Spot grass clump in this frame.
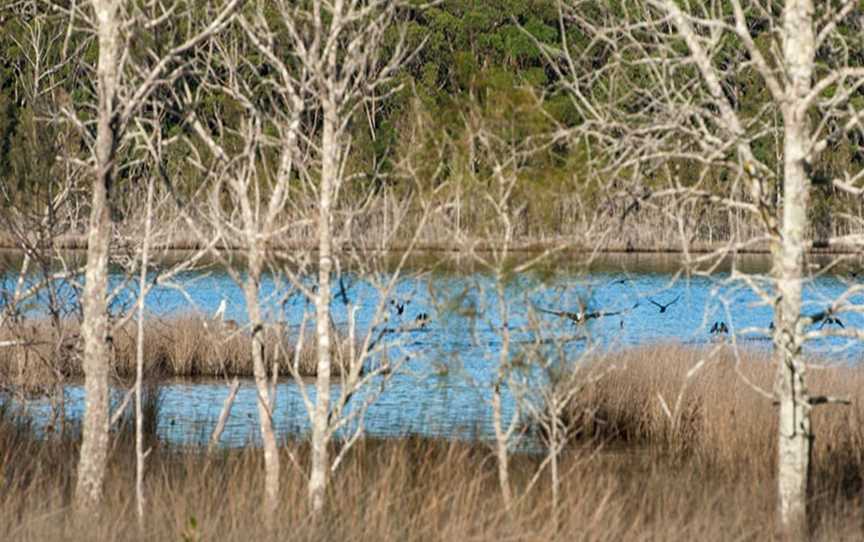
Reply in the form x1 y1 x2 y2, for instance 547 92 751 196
0 315 355 382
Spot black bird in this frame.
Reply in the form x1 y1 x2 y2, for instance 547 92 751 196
809 309 845 329
808 310 846 329
390 299 408 316
338 275 350 306
648 295 680 313
710 321 729 335
415 312 430 328
820 316 844 329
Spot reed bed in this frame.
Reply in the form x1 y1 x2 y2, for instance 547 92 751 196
560 344 864 497
0 315 354 383
0 345 862 540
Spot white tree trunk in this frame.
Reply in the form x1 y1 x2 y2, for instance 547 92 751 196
309 102 337 513
134 179 155 525
491 384 512 508
775 1 815 537
550 413 560 533
243 252 280 522
492 280 513 508
75 0 120 510
208 378 240 453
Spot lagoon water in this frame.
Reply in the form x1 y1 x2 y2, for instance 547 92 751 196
5 252 864 446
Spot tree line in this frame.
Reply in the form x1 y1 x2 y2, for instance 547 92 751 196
3 1 861 242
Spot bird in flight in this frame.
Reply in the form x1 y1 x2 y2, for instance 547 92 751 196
808 309 844 329
537 304 634 325
820 316 844 329
648 295 680 313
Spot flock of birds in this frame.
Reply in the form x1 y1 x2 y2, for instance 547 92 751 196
209 283 849 342
534 291 847 339
390 299 430 329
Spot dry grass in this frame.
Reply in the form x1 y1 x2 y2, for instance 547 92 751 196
0 315 354 383
563 345 864 479
0 344 862 540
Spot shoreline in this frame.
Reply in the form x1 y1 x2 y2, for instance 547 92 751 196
1 235 862 256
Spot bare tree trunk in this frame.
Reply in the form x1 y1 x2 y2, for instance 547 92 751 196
550 413 560 533
775 2 815 537
491 384 512 508
309 103 337 513
492 279 513 509
75 0 120 510
208 378 240 453
133 179 155 525
243 252 280 522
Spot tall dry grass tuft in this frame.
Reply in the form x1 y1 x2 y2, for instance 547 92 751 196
0 315 354 381
558 345 864 482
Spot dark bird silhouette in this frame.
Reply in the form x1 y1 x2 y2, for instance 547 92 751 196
820 316 844 329
390 299 408 316
338 275 350 306
809 309 844 329
415 312 430 328
537 304 634 325
710 321 729 335
648 295 680 313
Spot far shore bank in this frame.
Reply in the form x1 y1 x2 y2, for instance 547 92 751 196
2 233 863 256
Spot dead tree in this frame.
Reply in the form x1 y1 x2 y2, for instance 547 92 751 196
433 101 613 512
549 1 864 537
30 0 242 510
234 0 428 513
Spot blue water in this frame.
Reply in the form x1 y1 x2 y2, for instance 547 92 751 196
5 253 864 446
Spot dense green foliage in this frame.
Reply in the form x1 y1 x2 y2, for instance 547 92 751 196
1 1 863 238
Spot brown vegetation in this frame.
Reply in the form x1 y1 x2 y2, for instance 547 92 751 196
0 345 862 540
0 316 358 385
559 345 864 475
